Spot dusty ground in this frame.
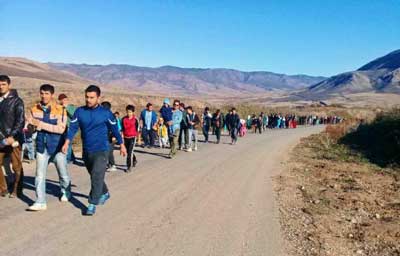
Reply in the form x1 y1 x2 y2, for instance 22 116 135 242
276 132 400 256
0 126 323 256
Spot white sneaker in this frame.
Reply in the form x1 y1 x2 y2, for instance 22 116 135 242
28 203 47 211
194 146 198 151
186 148 192 152
107 165 117 172
60 194 69 202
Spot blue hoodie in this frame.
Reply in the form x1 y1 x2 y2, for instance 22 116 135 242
67 105 123 153
160 105 173 123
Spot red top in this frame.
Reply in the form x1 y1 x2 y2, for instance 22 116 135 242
122 116 138 138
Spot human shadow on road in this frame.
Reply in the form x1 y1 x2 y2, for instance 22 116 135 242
22 176 88 214
135 149 171 159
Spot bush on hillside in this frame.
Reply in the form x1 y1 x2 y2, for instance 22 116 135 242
340 108 400 167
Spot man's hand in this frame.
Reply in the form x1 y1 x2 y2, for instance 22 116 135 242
120 144 127 157
62 140 70 154
5 137 15 145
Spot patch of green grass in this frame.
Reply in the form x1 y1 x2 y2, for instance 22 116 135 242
340 108 400 168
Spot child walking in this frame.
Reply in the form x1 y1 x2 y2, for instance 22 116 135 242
157 118 169 148
121 105 139 173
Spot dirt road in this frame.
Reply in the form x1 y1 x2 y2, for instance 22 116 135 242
0 126 323 256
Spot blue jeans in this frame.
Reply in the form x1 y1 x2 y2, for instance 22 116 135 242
21 142 35 160
35 149 71 205
230 128 238 142
188 129 198 149
66 143 75 163
202 126 210 142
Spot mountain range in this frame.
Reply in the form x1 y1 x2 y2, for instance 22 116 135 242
305 49 400 98
47 63 326 97
1 49 399 106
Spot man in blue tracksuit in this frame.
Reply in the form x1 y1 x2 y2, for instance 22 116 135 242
62 85 127 216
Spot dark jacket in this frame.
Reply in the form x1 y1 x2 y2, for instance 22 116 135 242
212 113 224 129
225 113 232 128
202 112 212 127
180 110 189 129
159 105 173 123
187 112 200 129
0 89 25 146
227 113 240 130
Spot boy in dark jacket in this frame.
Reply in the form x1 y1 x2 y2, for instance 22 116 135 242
227 108 240 145
202 107 212 143
212 109 224 144
179 102 189 150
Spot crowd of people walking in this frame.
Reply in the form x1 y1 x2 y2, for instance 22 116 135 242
0 75 342 215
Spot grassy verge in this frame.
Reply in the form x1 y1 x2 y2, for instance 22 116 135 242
276 110 400 256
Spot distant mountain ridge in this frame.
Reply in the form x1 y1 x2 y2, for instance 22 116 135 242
306 49 400 97
358 49 400 71
0 57 90 84
48 62 326 97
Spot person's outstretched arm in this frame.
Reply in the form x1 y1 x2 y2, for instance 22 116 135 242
62 109 80 154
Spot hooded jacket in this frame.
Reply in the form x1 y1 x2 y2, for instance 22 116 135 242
159 105 173 123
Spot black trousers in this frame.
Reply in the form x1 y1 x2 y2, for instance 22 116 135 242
108 143 115 166
203 126 210 142
83 151 109 205
215 128 222 143
124 137 137 168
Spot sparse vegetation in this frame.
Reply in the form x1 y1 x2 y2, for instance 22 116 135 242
340 108 400 168
277 109 400 256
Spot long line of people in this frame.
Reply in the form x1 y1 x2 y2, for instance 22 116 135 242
0 74 342 216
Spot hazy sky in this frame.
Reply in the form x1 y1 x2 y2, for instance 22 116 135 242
0 0 399 76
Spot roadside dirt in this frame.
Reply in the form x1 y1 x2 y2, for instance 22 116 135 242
276 132 400 256
0 126 323 256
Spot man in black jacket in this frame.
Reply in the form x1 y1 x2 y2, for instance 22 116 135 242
178 102 189 150
227 108 240 145
212 109 224 144
0 75 25 198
